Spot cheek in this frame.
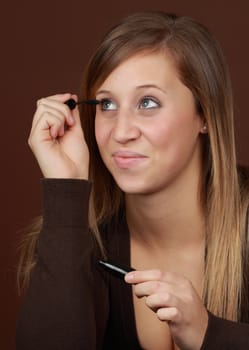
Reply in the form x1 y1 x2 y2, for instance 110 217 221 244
151 112 201 159
94 117 108 150
148 115 180 148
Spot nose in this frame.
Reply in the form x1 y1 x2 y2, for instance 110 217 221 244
112 109 141 144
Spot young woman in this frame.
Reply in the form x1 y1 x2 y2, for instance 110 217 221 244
16 11 249 350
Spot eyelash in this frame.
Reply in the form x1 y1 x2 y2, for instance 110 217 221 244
139 96 160 109
98 96 161 111
99 98 115 111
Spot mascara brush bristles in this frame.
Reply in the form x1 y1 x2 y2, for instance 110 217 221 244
65 98 100 110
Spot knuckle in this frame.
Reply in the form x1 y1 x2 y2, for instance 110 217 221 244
145 296 152 307
27 137 32 148
149 281 161 294
28 136 35 150
154 269 165 280
161 292 170 304
151 281 161 293
37 98 44 106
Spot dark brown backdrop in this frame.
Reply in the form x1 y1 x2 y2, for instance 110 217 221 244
1 0 248 348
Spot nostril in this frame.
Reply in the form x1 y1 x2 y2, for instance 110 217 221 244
113 124 141 143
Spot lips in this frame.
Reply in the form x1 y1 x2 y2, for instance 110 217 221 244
112 150 148 169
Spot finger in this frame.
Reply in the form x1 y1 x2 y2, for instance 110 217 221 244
45 96 82 131
30 111 66 142
51 125 69 139
35 96 74 127
156 307 181 323
37 93 73 107
35 99 74 124
134 281 172 298
125 269 181 285
47 93 80 123
145 292 177 311
33 103 74 135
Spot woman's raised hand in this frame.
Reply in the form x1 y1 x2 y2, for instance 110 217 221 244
28 93 89 179
125 270 208 350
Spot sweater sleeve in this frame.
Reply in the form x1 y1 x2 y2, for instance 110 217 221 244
16 179 109 350
200 311 249 349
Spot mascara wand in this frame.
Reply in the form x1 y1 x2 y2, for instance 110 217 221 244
65 98 100 110
99 260 135 279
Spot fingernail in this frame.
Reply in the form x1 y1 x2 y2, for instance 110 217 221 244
125 272 135 282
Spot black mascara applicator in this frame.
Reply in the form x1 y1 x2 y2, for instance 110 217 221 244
65 98 100 110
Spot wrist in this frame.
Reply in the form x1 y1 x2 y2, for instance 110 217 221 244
41 178 92 228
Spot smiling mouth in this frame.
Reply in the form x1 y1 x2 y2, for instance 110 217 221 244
112 151 148 169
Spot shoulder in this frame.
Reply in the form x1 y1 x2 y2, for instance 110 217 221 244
201 311 249 349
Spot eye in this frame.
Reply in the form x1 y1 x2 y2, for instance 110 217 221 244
139 96 160 109
100 98 117 111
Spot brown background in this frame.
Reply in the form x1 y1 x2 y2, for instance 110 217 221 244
1 0 249 348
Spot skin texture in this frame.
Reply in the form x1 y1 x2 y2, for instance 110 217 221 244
95 52 205 195
29 52 208 349
28 93 89 179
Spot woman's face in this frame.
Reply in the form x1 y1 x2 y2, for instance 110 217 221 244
95 52 204 195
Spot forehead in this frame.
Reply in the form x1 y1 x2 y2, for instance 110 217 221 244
97 51 179 91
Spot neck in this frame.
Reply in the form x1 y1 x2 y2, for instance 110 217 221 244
125 159 205 252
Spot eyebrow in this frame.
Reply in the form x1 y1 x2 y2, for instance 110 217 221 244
136 84 166 94
96 84 166 96
96 89 110 96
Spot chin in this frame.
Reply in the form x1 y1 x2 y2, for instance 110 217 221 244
114 177 154 195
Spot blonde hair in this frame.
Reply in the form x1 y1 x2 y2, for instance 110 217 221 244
19 11 249 321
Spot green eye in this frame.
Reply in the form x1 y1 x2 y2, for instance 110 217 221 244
100 99 117 111
140 97 160 109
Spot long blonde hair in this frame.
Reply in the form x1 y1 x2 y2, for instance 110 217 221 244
19 12 249 321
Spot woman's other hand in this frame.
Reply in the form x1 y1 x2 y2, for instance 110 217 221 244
125 269 208 350
28 93 89 179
